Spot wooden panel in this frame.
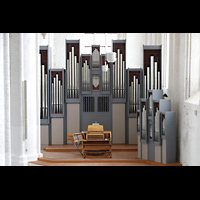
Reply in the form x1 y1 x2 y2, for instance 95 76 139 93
142 143 148 160
67 104 80 134
52 118 63 145
129 118 137 145
162 139 167 164
155 145 161 163
67 133 74 142
112 104 125 144
41 125 49 148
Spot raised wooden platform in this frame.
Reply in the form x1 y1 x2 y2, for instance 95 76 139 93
29 145 182 166
45 144 138 152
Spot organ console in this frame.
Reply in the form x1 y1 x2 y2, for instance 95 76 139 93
68 124 112 158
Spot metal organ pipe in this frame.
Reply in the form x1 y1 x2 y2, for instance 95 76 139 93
158 71 160 90
69 51 72 98
133 75 136 113
122 61 125 98
117 49 120 97
113 64 115 96
135 78 138 112
52 82 54 113
155 62 157 90
155 107 160 141
74 55 77 98
142 105 146 139
150 56 154 90
53 77 56 113
58 80 61 113
45 74 47 118
144 75 147 98
41 65 45 118
71 47 74 98
60 85 63 113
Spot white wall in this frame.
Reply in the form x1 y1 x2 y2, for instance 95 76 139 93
168 33 200 166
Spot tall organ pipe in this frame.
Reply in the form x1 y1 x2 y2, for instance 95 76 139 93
142 106 146 139
117 49 120 97
56 74 59 113
42 65 45 118
60 85 63 112
53 77 56 113
58 80 61 113
52 82 54 113
150 56 154 90
120 53 123 98
147 67 150 91
131 81 133 113
67 59 70 98
72 47 74 98
155 62 157 90
136 78 138 112
158 71 160 90
144 75 147 98
113 64 115 96
74 55 77 98
76 61 79 97
133 75 136 113
69 52 72 98
122 61 125 98
45 74 48 118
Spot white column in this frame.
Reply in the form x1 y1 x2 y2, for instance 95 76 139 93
4 33 11 166
0 33 5 166
10 33 27 166
36 33 43 158
10 33 41 165
23 33 41 162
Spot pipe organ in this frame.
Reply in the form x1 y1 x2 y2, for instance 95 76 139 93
40 41 176 163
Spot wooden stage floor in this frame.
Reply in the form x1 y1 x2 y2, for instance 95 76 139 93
29 145 182 166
